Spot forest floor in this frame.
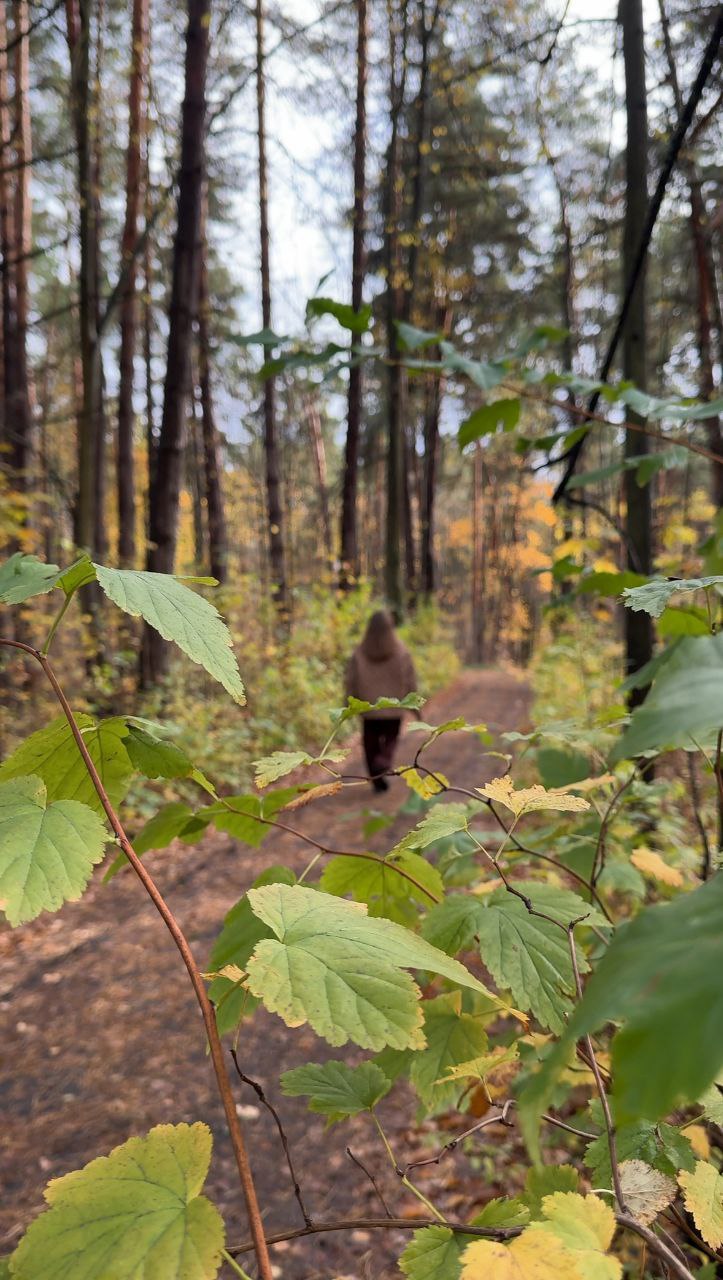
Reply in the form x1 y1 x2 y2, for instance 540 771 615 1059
0 667 533 1280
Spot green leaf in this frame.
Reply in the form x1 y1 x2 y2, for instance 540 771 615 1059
10 1122 224 1280
520 873 723 1156
306 296 371 333
320 849 444 922
409 993 490 1111
476 884 601 1033
536 748 590 789
207 866 296 1035
567 460 633 490
0 776 108 926
399 1226 472 1280
440 341 505 391
459 399 520 449
656 606 710 637
470 1199 531 1229
698 1079 723 1125
124 724 194 779
421 894 485 955
92 565 245 704
280 1060 391 1123
330 692 425 726
104 801 207 881
232 326 288 346
207 788 298 846
395 320 442 351
585 1120 694 1187
244 883 505 1051
576 571 647 598
396 803 472 852
0 713 133 816
253 750 312 788
0 553 60 604
612 634 723 760
622 576 723 618
134 802 201 854
523 1166 579 1216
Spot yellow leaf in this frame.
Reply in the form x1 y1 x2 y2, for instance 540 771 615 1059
630 847 684 888
404 768 449 799
438 1042 519 1084
461 1232 573 1280
684 1125 711 1161
557 774 616 794
478 776 590 817
679 1161 723 1248
462 1194 621 1280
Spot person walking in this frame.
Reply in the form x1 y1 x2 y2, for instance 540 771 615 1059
345 609 417 791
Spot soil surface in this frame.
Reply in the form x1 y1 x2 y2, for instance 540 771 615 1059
0 667 531 1279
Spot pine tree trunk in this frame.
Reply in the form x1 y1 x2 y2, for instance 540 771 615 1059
66 0 105 554
143 0 210 684
339 0 368 589
117 0 149 565
11 0 34 500
306 396 332 565
620 0 653 702
690 178 723 509
0 0 18 471
384 0 409 618
198 196 229 582
255 0 287 617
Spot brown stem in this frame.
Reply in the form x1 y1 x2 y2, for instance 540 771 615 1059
567 922 627 1214
0 638 273 1280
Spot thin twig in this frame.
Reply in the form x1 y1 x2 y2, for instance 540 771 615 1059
346 1146 394 1218
230 1051 313 1227
567 922 627 1214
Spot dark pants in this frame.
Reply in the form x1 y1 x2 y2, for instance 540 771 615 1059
363 718 402 786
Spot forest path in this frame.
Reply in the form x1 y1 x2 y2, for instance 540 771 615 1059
0 667 531 1279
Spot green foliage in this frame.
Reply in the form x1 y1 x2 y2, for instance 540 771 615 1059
0 713 133 815
612 634 723 759
320 848 444 923
584 1119 694 1186
476 884 604 1033
399 1226 473 1279
622 576 723 618
458 398 521 448
243 882 503 1051
305 295 372 333
520 873 723 1153
9 1123 224 1280
523 1166 579 1217
0 553 61 604
0 776 109 925
92 564 245 704
208 866 296 1035
408 993 490 1111
280 1060 391 1122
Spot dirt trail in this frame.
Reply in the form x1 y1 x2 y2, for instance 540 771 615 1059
0 668 530 1279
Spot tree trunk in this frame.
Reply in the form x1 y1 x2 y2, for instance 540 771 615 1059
255 0 288 617
65 0 105 554
117 0 149 565
657 0 723 509
620 0 654 702
198 194 229 582
11 0 34 500
339 0 368 589
91 0 108 561
188 386 205 568
384 0 409 618
0 0 18 471
305 395 332 566
143 0 210 684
